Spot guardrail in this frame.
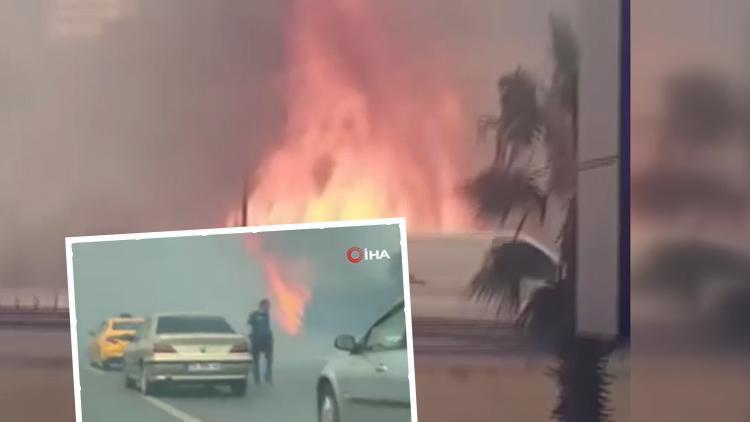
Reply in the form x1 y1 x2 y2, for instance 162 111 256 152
412 317 526 357
0 307 70 329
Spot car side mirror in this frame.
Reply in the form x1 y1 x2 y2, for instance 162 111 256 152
334 334 357 353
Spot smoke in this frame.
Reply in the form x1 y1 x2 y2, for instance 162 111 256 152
632 1 750 421
0 1 288 288
0 0 572 290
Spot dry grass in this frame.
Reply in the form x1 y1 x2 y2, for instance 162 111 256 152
632 356 749 422
415 358 629 422
0 331 76 421
0 365 75 421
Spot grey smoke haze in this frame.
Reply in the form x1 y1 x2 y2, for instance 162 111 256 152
632 0 750 116
1 0 573 290
2 1 288 289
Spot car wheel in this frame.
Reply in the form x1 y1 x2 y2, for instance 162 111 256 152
319 385 340 422
102 360 111 371
229 380 247 397
139 364 158 396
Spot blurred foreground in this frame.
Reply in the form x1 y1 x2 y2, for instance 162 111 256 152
415 357 629 422
0 330 74 421
632 1 750 420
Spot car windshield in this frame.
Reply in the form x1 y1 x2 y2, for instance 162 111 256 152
156 316 235 334
366 306 406 351
112 321 142 331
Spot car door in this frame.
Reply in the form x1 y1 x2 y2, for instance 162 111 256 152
89 321 106 361
343 303 410 422
124 317 150 377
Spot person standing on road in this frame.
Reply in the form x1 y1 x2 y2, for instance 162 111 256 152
247 299 273 385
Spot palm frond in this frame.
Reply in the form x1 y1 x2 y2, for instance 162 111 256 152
464 167 548 223
637 240 750 300
638 241 750 347
549 14 578 112
468 240 558 315
496 67 542 161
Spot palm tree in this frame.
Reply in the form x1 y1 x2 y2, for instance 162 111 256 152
466 15 616 422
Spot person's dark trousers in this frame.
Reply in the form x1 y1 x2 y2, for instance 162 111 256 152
251 338 273 385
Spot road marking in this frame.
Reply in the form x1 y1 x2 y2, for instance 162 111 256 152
81 365 202 422
141 396 204 422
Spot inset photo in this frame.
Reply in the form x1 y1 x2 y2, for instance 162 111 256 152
65 218 415 422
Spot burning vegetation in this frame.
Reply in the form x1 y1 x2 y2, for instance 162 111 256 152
226 0 476 231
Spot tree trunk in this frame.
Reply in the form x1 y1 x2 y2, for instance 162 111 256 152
551 337 612 422
549 197 613 422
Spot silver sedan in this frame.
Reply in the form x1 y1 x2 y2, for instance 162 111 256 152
123 313 252 396
317 301 411 422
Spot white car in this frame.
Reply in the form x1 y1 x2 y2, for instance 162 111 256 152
317 300 410 422
122 313 252 396
408 232 557 320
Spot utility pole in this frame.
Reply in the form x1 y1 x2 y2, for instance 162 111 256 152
241 177 249 226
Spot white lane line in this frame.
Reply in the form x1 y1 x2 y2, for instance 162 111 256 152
141 396 204 422
82 364 203 421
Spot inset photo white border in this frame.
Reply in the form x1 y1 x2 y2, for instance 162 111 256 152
65 217 417 422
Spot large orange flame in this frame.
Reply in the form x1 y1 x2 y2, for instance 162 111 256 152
227 0 476 231
246 237 311 336
257 255 311 336
232 0 479 334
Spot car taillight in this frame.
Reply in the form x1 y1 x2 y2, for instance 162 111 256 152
153 342 176 353
230 342 249 353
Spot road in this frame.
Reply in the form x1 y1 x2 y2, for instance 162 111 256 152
80 357 327 421
75 317 525 422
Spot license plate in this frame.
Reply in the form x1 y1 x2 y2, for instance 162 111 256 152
187 363 221 372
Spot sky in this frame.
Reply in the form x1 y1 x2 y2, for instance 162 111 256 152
1 0 576 291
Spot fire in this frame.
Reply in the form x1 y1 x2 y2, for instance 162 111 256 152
246 237 311 336
227 0 476 231
257 255 311 336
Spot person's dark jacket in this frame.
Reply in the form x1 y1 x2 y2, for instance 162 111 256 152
247 310 273 345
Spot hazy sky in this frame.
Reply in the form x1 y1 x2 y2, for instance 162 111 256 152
2 0 575 290
632 0 750 117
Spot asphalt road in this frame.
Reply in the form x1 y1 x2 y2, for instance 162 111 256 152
80 357 327 422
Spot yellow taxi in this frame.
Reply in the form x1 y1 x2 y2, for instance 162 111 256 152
88 314 143 369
